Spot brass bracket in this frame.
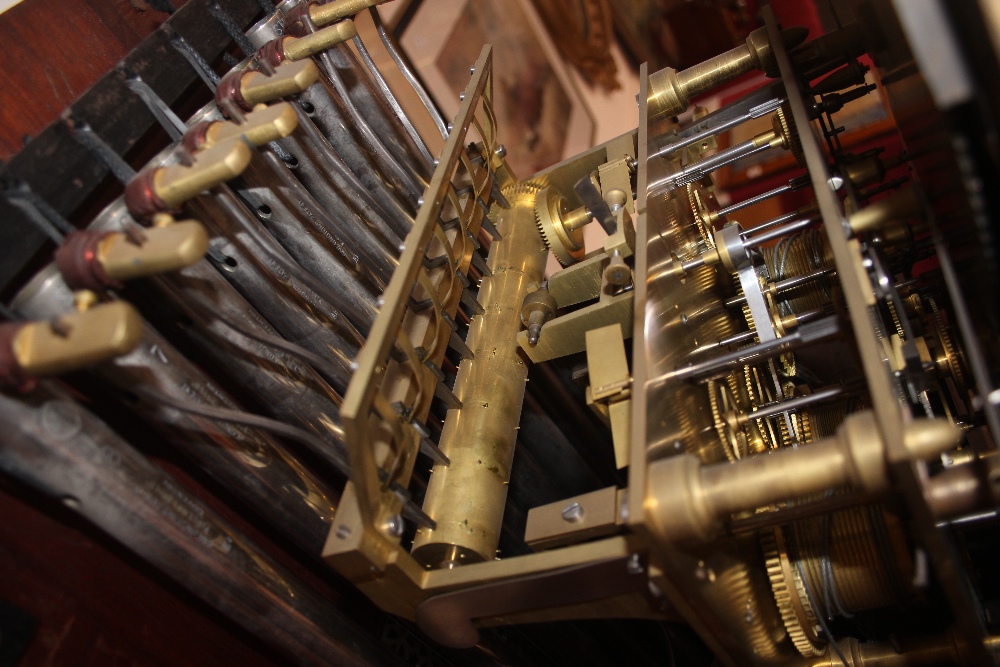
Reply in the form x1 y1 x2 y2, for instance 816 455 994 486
598 155 635 214
525 486 626 550
547 209 636 308
585 323 632 469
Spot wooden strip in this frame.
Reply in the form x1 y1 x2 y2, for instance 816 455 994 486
0 0 261 295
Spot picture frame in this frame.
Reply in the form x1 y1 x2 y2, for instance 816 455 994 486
399 0 596 179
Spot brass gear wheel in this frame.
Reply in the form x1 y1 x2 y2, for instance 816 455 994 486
502 181 543 203
773 104 805 167
929 297 966 392
760 527 825 657
743 364 781 451
686 182 718 248
534 186 586 266
708 377 745 461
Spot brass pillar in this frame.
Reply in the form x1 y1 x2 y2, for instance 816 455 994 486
411 183 549 568
647 26 807 123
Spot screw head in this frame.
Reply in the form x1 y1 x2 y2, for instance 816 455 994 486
561 502 584 523
383 514 404 538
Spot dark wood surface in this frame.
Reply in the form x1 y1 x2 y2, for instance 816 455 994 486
0 0 259 295
0 0 191 161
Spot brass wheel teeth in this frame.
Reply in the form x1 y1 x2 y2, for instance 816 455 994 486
708 378 741 462
745 365 781 451
741 301 756 338
778 407 813 448
760 528 825 657
929 297 966 391
886 299 906 341
533 187 586 266
686 183 716 248
775 105 805 167
502 181 543 205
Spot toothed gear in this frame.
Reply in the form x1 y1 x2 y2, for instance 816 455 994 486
777 404 814 448
743 365 780 451
774 105 805 167
760 527 825 657
687 182 717 248
929 297 966 391
886 299 906 341
534 186 586 266
502 181 543 202
708 378 744 461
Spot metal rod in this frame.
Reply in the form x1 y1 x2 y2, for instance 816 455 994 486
716 175 811 218
696 306 827 353
736 384 845 425
742 214 821 248
352 34 435 167
315 49 425 200
284 104 414 240
209 185 379 336
651 139 771 193
650 316 840 384
369 7 448 138
652 97 785 159
725 267 835 308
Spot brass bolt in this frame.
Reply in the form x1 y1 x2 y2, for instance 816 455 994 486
519 284 557 347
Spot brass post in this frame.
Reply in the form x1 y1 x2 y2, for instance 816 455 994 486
647 26 807 123
644 412 962 543
804 632 1000 666
411 183 549 568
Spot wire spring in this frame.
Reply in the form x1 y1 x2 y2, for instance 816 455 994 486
795 558 850 667
122 69 187 140
3 181 75 244
66 117 137 184
169 30 221 89
208 2 256 57
820 496 854 620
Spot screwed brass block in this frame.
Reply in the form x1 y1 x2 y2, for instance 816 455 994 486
411 184 549 568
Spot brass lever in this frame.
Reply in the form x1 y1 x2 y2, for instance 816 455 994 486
124 140 252 220
56 218 209 291
255 20 358 69
183 102 300 153
216 59 320 113
0 300 143 389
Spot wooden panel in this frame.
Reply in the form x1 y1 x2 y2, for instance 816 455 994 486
0 0 190 161
0 479 281 667
0 0 260 295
